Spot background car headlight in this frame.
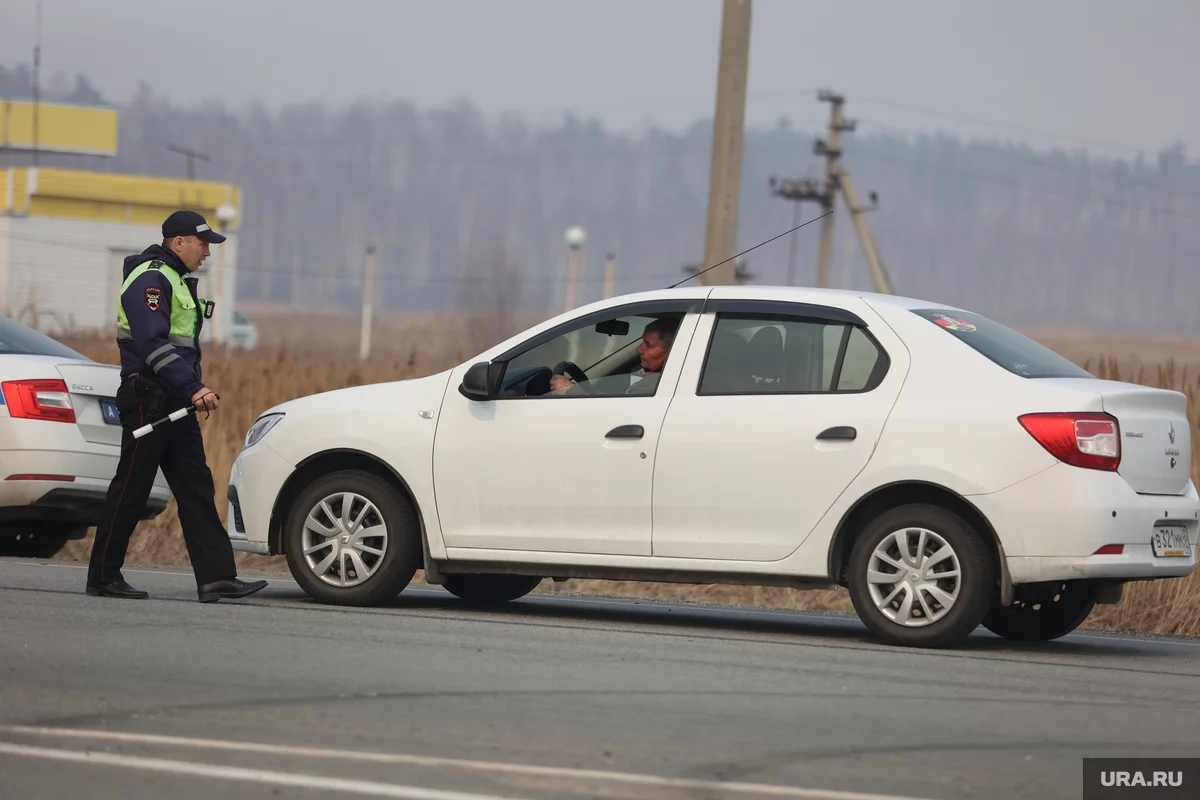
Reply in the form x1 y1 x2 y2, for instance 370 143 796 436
243 413 284 449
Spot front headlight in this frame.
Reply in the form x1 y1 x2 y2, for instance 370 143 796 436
243 413 284 450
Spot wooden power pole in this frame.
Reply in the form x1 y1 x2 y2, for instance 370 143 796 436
770 89 894 294
359 246 376 360
699 0 752 286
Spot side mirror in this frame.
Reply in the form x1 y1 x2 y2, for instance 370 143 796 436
459 361 497 400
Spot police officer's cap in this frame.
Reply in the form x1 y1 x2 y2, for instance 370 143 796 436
162 209 227 244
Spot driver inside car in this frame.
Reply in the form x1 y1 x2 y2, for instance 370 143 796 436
549 318 679 396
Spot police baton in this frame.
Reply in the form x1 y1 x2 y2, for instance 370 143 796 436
132 393 220 439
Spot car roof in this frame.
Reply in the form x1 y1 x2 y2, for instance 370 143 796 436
597 284 967 314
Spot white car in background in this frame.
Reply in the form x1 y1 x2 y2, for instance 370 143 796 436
227 285 1198 648
227 309 259 350
0 316 170 558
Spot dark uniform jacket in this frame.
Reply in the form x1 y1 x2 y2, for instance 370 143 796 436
118 245 205 400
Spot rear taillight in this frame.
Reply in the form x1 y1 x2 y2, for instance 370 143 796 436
1018 412 1120 471
1 379 76 423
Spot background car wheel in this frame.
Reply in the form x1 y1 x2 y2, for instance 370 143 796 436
981 581 1096 641
848 504 996 648
442 573 542 604
284 470 422 606
0 524 80 559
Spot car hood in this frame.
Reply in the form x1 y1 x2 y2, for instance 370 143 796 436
257 369 455 422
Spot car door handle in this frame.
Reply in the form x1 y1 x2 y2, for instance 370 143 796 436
817 426 857 441
606 425 644 439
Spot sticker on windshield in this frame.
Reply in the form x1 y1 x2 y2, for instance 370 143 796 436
932 314 976 332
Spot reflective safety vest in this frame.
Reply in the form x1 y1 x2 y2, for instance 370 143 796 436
115 260 205 349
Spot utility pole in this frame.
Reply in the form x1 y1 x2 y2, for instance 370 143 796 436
839 171 892 294
814 90 852 289
603 252 616 299
359 246 376 361
699 0 752 286
769 176 828 285
167 145 210 181
769 89 893 294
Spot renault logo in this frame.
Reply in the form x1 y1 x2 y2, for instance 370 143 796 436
1169 423 1176 444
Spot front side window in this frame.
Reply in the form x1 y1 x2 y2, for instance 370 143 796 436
698 313 886 394
499 310 686 398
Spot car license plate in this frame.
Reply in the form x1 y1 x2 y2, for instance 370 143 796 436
1151 525 1192 558
100 399 121 425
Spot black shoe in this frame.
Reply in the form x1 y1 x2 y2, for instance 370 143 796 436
86 579 149 599
197 577 268 603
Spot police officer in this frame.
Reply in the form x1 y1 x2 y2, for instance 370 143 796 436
86 209 268 603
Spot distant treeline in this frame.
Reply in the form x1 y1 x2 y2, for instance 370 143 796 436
4 64 1199 333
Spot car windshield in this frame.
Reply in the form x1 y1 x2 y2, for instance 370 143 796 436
0 316 91 361
911 308 1092 379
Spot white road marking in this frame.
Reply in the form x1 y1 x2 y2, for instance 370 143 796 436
0 741 523 800
0 725 934 800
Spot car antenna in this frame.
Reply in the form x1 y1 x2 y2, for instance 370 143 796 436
666 209 833 289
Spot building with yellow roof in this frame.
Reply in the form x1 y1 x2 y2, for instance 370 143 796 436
0 98 242 344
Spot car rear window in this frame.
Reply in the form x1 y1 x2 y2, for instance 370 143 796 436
911 309 1092 379
0 316 90 361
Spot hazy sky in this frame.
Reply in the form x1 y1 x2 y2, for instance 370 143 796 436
1 0 1197 159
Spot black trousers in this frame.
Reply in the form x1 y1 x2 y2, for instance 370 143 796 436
87 376 237 587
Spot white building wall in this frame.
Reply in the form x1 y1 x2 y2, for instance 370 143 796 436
1 216 238 344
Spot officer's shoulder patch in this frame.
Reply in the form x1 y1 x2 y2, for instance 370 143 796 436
144 287 162 311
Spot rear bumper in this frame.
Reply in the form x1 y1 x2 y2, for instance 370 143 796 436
0 441 170 525
972 463 1199 584
0 480 170 525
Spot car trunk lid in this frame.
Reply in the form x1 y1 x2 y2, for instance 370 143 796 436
1039 378 1192 496
53 362 123 447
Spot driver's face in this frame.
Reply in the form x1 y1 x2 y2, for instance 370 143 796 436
637 331 668 372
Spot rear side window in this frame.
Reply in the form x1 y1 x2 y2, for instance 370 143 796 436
698 313 888 394
0 316 90 361
912 309 1091 379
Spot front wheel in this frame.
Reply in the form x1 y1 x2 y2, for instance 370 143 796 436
847 504 996 648
981 581 1096 641
443 574 542 604
283 470 422 606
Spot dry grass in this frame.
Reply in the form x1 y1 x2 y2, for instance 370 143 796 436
50 307 1200 637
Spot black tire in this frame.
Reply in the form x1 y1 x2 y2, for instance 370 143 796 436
442 573 542 604
847 504 996 648
283 470 422 606
0 524 79 559
981 581 1096 642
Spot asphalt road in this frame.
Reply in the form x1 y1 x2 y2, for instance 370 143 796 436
1 558 1198 800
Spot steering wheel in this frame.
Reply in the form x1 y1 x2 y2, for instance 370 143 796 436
551 361 596 394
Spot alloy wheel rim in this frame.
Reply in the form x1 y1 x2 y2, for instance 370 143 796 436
866 527 962 627
300 492 388 587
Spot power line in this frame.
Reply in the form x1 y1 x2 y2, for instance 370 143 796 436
849 93 1152 157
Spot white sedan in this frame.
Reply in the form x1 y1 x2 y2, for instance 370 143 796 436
228 286 1198 648
0 316 171 557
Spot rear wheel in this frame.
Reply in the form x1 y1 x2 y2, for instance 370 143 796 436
848 504 996 648
283 470 422 606
981 581 1096 641
442 573 542 604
